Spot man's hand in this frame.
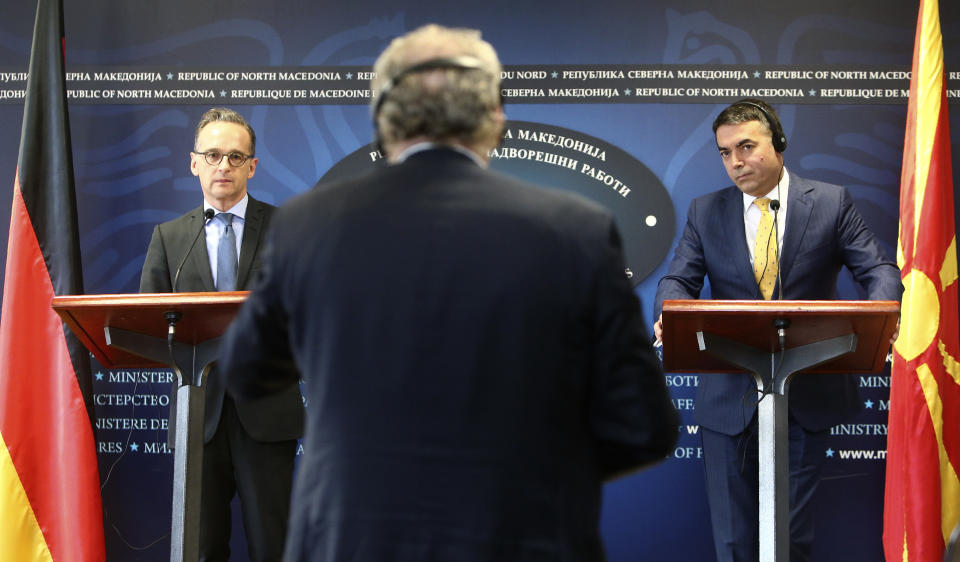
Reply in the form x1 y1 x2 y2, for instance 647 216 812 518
653 314 663 345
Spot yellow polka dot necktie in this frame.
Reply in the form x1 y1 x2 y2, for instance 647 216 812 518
753 197 778 300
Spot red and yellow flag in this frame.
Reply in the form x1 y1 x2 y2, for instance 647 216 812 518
0 0 105 560
883 0 960 560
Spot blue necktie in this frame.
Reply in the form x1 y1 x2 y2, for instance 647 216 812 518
216 212 237 291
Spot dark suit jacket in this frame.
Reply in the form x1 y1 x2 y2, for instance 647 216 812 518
140 195 304 443
220 149 679 561
655 175 901 435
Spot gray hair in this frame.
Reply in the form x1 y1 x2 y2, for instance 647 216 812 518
194 107 256 155
371 25 503 150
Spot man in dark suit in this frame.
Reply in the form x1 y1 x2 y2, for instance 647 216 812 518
140 107 304 562
219 24 678 562
653 99 901 562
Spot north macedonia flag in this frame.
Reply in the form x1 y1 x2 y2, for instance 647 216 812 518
883 0 960 560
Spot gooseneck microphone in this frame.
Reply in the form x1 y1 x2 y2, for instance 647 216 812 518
768 175 790 353
770 198 783 302
172 208 216 293
167 208 216 367
769 196 790 352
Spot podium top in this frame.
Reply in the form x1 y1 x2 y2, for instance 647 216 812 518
52 292 248 368
660 299 899 374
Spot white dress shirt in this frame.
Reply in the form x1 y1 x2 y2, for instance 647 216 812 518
743 168 790 264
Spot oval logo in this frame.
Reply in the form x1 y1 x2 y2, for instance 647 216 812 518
320 120 675 285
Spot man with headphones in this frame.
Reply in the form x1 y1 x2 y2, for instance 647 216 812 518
653 99 901 561
219 24 678 561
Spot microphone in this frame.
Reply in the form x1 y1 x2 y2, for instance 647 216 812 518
172 208 215 293
769 199 783 301
769 198 790 350
166 208 214 380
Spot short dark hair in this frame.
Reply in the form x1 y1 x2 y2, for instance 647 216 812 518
194 107 256 155
712 98 786 152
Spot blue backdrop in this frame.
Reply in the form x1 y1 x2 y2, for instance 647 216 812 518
0 1 958 560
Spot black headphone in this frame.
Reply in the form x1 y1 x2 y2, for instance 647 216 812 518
371 56 502 156
736 100 787 153
371 55 491 119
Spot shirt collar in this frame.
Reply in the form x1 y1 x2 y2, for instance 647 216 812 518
392 142 487 168
204 193 248 220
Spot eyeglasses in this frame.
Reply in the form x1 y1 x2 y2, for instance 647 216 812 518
193 150 253 167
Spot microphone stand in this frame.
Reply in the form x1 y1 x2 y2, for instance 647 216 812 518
770 197 789 349
168 207 216 381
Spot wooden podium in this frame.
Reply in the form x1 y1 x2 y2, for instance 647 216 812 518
661 299 899 562
53 292 248 562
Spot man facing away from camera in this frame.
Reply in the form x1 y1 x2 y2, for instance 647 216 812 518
220 24 678 562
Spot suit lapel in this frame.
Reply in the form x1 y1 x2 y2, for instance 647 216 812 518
778 176 814 289
237 197 263 290
186 207 216 291
721 187 760 298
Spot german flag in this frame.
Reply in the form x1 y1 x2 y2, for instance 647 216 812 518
883 0 960 560
0 0 105 560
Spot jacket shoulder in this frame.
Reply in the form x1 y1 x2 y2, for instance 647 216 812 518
695 185 740 205
154 205 204 233
789 174 846 198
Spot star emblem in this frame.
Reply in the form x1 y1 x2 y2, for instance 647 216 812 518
551 71 558 79
825 448 834 458
808 89 816 96
754 70 761 78
130 443 139 452
865 399 874 409
95 371 104 381
166 73 173 80
220 90 227 97
346 72 353 80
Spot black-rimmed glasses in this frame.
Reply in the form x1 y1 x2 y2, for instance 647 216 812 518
193 150 253 167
